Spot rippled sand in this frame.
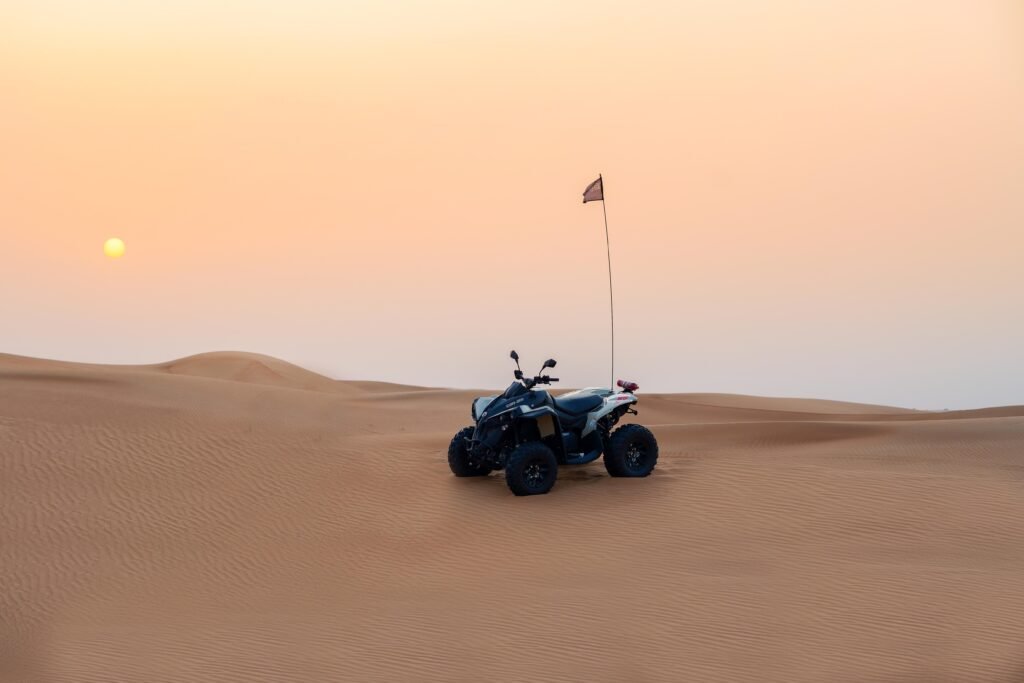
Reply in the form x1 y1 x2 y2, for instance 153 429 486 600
3 352 1023 682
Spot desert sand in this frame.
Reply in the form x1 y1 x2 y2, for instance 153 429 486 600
2 351 1024 682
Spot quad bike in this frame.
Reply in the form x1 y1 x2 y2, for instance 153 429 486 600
448 350 659 496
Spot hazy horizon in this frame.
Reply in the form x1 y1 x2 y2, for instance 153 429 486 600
3 1 1022 410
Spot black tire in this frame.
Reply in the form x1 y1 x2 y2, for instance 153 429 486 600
448 426 490 477
603 424 659 477
504 442 558 496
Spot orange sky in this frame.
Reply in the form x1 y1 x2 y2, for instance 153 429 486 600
2 1 1022 408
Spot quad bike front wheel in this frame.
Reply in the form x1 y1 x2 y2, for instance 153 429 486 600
448 426 491 477
603 424 659 477
504 442 558 496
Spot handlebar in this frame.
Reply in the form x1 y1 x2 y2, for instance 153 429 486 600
510 355 560 388
522 375 559 388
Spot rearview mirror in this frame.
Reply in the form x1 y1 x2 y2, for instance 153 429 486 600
510 350 519 361
543 358 557 369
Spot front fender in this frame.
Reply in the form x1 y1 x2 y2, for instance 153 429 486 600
470 418 507 457
520 406 561 434
516 406 565 456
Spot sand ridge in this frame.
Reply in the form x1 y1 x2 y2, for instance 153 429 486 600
2 352 1023 682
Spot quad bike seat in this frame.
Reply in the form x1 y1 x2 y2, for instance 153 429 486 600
552 393 604 415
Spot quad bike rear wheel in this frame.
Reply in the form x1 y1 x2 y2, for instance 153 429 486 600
603 424 659 477
504 442 558 496
448 426 491 477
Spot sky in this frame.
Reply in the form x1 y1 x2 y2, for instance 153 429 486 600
2 1 1022 409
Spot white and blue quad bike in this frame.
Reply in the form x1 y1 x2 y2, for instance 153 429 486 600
448 350 659 496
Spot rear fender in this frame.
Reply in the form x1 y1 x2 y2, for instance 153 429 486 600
582 393 638 436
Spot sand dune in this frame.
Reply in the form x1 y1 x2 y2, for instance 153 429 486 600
2 352 1024 682
159 352 348 392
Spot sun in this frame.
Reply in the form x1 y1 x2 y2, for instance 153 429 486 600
103 238 125 259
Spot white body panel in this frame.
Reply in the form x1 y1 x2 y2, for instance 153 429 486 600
472 396 497 420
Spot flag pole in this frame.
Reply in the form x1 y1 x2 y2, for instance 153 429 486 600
599 174 615 390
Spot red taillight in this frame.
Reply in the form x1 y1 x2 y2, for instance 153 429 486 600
617 379 639 393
